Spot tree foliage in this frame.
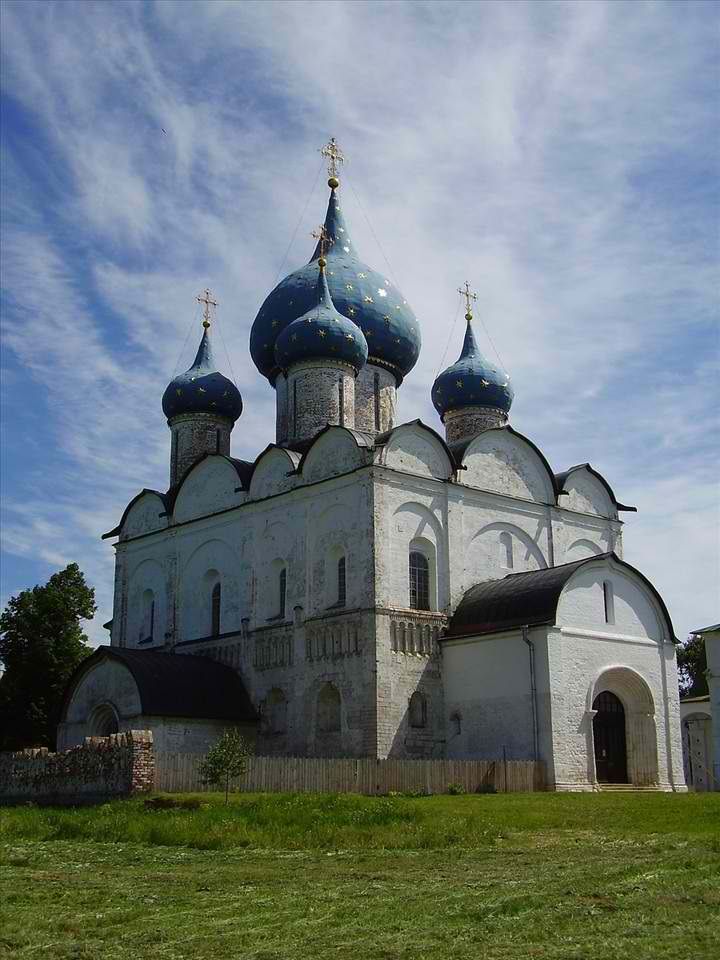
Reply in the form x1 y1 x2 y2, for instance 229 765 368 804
676 633 708 698
0 563 96 750
199 729 252 803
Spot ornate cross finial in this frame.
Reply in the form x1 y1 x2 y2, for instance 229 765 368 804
320 137 345 187
197 288 218 329
312 224 333 267
458 281 478 320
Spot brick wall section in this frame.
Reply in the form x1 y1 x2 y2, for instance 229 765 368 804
443 406 508 444
0 730 154 805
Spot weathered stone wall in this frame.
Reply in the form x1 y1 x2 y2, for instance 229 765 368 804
0 731 154 805
286 360 356 444
169 412 233 485
354 363 396 435
443 405 507 444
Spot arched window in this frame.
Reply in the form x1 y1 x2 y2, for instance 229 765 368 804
211 582 221 636
140 589 154 644
265 688 288 735
278 567 287 619
317 682 341 734
409 551 430 610
499 531 514 569
337 556 346 606
90 704 119 737
603 580 615 624
409 691 427 728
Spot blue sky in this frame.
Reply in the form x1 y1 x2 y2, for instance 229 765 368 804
1 0 718 644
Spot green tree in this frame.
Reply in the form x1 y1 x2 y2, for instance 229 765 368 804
677 633 708 698
0 563 96 750
199 729 252 804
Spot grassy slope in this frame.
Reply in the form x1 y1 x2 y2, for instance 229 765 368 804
1 793 719 960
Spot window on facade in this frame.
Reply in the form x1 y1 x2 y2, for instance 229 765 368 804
211 582 222 636
278 568 287 619
317 682 341 734
374 371 380 431
140 589 154 643
409 551 430 610
338 377 345 427
603 580 615 624
266 688 288 735
499 531 514 569
409 691 427 728
337 556 346 606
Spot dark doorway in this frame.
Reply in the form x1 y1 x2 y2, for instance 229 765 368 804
593 691 628 783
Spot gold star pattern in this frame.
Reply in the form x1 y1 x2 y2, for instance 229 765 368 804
395 304 401 310
345 333 354 341
456 380 463 388
198 386 207 394
364 295 374 303
343 246 350 253
481 379 489 386
318 329 326 338
383 315 391 324
176 388 182 396
271 319 279 328
364 328 373 337
346 284 354 291
377 288 387 297
348 306 356 316
291 334 298 342
394 338 400 344
357 272 366 278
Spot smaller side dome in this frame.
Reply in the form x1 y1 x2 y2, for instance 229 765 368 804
274 264 368 375
432 315 513 419
162 330 242 422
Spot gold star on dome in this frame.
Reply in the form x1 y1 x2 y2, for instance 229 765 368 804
395 304 401 310
394 338 400 344
318 329 326 338
345 333 354 341
357 272 366 278
346 284 354 291
223 390 229 397
190 376 196 382
198 386 206 394
343 246 350 253
364 295 374 303
176 388 182 396
348 306 356 316
383 315 391 323
271 319 279 328
377 288 387 297
364 328 373 337
339 227 345 233
288 300 294 306
456 380 463 388
481 379 489 386
291 334 298 342
211 401 217 407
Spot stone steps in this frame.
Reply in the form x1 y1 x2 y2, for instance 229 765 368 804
599 783 659 792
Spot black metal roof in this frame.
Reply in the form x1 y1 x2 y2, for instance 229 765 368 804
61 646 258 723
444 553 677 641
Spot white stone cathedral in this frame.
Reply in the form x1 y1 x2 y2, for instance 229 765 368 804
59 144 686 791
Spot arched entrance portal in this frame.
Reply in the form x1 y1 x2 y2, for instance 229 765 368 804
593 691 628 783
89 703 119 737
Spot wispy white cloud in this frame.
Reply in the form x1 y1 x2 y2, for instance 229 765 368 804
1 0 717 643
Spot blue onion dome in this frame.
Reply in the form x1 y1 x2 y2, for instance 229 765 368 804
162 328 242 422
251 185 421 385
431 314 513 418
274 261 368 374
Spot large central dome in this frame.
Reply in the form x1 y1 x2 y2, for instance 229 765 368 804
250 186 421 385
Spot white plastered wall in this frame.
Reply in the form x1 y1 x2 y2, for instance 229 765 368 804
549 560 685 791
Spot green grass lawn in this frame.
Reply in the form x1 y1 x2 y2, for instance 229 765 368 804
1 792 719 960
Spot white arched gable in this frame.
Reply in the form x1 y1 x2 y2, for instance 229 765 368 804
249 448 299 500
557 558 667 642
383 424 452 480
566 538 604 561
560 468 617 519
173 457 244 523
127 557 167 647
470 520 547 581
120 492 167 540
462 430 555 504
179 538 243 640
301 429 367 484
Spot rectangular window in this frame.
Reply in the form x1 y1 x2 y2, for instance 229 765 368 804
409 551 430 611
337 556 346 606
293 381 298 437
603 580 615 624
374 372 381 432
279 568 287 619
339 377 345 427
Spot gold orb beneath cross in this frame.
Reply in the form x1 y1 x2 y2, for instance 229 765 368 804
328 176 340 189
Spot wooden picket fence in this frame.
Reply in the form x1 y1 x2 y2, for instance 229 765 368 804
154 753 545 795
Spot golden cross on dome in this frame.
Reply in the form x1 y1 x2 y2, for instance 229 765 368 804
197 288 218 329
320 137 345 187
312 224 333 266
458 281 477 319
